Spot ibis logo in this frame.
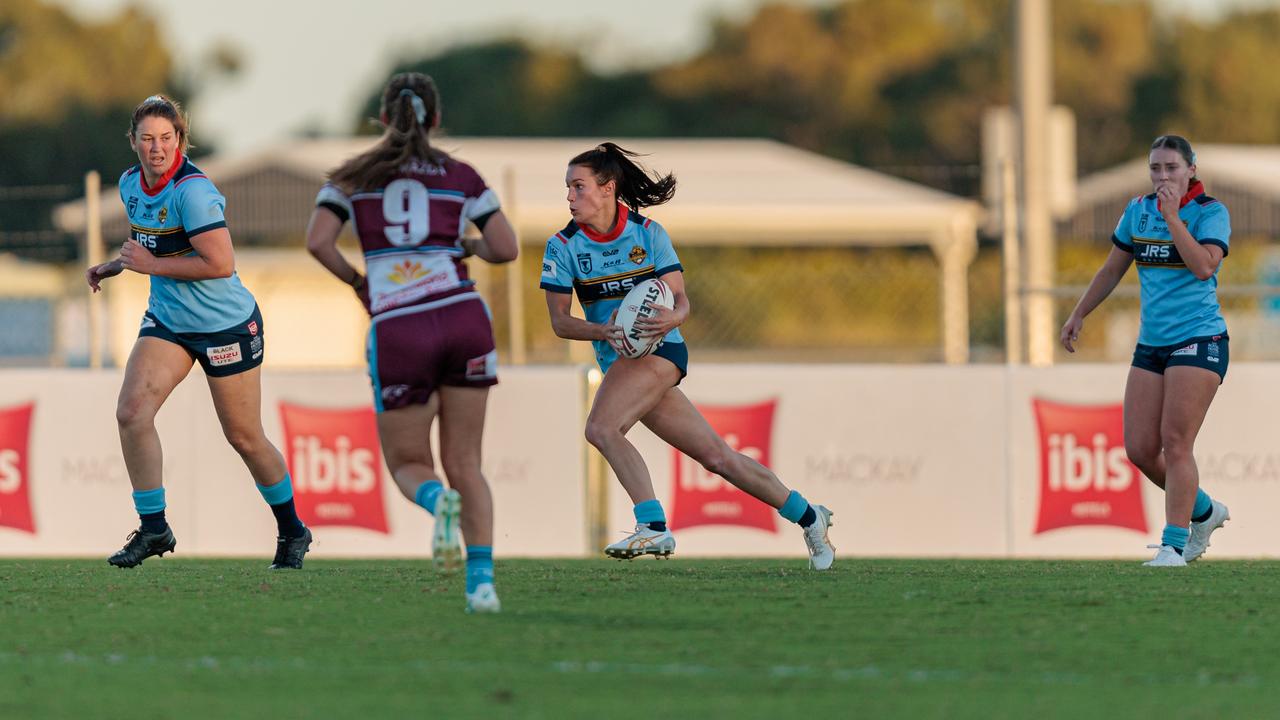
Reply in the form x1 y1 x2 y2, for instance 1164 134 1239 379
279 402 388 533
0 403 35 534
670 399 778 533
1033 398 1146 535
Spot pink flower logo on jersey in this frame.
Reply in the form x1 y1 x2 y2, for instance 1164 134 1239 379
670 399 778 533
1033 398 1146 535
0 402 36 534
386 259 428 284
279 402 388 533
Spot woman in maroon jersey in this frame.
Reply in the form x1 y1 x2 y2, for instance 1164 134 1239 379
305 72 517 613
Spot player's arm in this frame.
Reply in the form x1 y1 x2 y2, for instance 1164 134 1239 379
86 255 126 292
461 210 518 264
120 227 235 280
1061 246 1133 353
1157 186 1222 280
632 270 689 340
545 290 622 346
305 206 365 289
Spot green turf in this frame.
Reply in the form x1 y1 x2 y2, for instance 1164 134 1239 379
1 558 1277 718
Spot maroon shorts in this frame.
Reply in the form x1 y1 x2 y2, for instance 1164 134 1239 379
367 291 498 412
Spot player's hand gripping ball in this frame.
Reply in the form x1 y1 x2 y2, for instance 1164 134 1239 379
612 278 674 359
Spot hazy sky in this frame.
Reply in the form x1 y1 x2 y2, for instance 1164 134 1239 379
55 0 1276 157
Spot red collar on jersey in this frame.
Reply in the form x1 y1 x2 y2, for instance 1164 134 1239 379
580 203 628 243
1179 180 1205 208
139 154 184 197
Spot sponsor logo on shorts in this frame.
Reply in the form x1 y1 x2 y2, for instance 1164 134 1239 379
629 245 647 265
1207 342 1220 363
381 384 411 404
247 320 259 336
1033 398 1145 535
139 315 156 330
1171 343 1198 357
206 343 243 367
0 403 36 534
250 334 263 360
279 403 388 533
465 351 497 381
671 400 778 533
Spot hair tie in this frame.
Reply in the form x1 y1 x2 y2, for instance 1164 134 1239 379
398 88 427 125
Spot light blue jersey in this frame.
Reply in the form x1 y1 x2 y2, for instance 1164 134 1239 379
119 156 256 333
1112 181 1230 346
540 204 684 372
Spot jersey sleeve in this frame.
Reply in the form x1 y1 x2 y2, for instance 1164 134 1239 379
458 163 501 230
315 183 353 224
175 177 227 237
649 221 683 275
539 238 574 293
1111 197 1138 252
1195 202 1231 257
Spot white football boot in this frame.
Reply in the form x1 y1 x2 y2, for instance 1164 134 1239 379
1143 544 1187 567
465 583 501 614
1185 500 1230 562
802 505 836 571
604 524 676 560
432 488 463 572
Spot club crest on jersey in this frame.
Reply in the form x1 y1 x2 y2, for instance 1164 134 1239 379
629 246 647 265
577 253 593 274
158 207 168 224
127 197 138 218
1138 213 1149 232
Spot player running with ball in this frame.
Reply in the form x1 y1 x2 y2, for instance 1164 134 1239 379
540 143 836 569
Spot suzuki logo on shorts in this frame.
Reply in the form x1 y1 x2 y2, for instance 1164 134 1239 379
1033 398 1145 535
0 403 36 534
670 399 778 533
279 402 388 533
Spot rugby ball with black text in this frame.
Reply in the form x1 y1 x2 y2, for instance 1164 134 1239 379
613 278 674 359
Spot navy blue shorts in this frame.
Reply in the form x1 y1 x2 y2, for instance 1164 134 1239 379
1132 334 1228 383
653 341 688 385
139 305 264 378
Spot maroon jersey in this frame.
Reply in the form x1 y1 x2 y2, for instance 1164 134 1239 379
315 157 501 315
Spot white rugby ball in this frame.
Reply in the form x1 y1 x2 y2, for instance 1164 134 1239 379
613 278 674 359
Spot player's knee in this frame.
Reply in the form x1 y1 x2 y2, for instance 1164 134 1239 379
584 418 615 450
115 399 154 430
698 448 735 478
1125 443 1160 472
441 453 481 487
224 427 266 457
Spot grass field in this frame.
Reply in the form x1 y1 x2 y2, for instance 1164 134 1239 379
2 557 1278 718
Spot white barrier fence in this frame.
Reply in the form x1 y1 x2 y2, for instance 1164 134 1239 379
1 365 1276 558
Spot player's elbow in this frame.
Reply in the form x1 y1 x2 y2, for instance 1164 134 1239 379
210 258 235 278
1191 264 1216 281
490 243 519 264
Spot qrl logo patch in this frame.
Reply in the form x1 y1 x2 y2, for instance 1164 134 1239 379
671 399 777 533
1033 398 1145 535
0 403 36 534
279 402 388 533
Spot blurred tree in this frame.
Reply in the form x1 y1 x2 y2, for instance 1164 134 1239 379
358 0 1280 197
0 0 202 261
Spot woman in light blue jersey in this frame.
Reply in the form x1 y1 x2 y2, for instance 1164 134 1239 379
540 143 835 569
1061 134 1231 567
85 95 309 570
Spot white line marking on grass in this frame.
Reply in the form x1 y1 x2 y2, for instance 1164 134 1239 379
0 652 1264 688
